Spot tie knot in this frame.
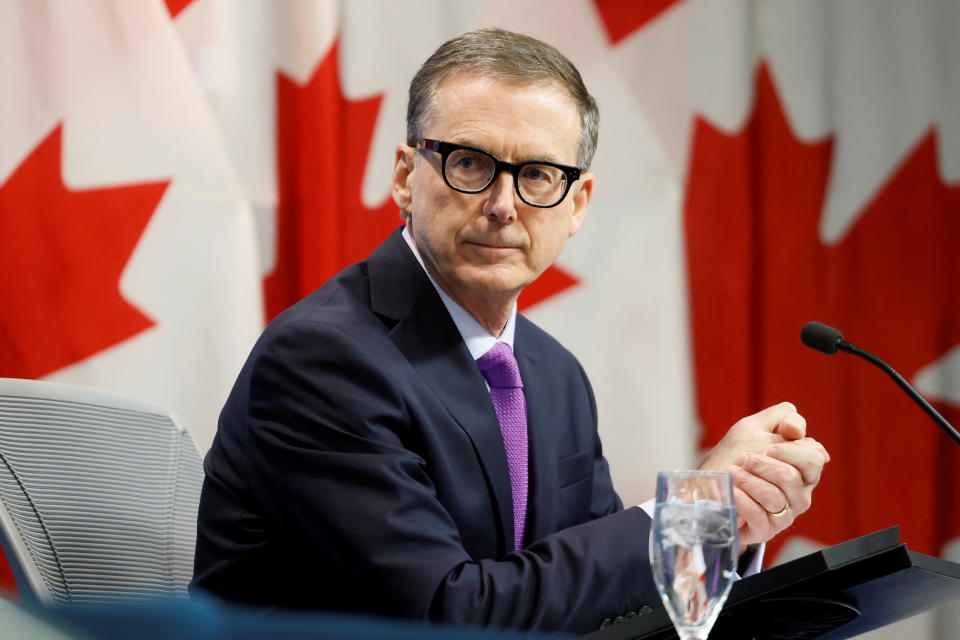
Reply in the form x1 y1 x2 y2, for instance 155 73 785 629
476 342 523 389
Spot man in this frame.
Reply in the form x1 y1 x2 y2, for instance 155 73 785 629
192 29 829 634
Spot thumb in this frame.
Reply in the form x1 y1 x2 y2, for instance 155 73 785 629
771 407 806 441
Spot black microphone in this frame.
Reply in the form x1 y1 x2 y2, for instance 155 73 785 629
801 321 960 447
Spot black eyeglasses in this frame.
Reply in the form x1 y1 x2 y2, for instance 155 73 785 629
417 139 582 208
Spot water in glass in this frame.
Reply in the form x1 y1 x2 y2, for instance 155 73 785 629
650 471 738 640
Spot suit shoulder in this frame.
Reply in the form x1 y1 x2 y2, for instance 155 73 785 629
258 263 401 357
269 261 371 327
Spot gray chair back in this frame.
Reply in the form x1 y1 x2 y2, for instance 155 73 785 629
0 378 203 606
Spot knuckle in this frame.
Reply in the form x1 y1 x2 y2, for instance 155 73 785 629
740 453 761 471
797 453 820 472
779 465 802 486
803 454 826 477
789 465 804 484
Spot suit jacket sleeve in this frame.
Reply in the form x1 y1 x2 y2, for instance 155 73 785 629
238 319 658 634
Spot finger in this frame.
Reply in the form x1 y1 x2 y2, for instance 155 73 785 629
754 401 797 424
729 463 788 515
737 453 811 515
731 485 776 546
773 410 806 441
804 437 831 463
763 441 828 485
732 485 767 538
750 402 800 438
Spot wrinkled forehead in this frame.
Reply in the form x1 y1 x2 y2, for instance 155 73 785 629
424 73 582 159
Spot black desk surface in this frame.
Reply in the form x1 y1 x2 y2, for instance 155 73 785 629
586 527 960 640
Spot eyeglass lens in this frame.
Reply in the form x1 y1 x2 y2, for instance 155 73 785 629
445 148 568 206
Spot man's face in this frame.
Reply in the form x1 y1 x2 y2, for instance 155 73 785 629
392 74 593 311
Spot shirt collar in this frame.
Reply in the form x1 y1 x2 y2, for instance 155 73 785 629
402 226 516 359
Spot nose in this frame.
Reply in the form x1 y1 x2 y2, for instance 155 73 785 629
482 172 518 224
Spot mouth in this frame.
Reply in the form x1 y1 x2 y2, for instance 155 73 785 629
464 240 519 250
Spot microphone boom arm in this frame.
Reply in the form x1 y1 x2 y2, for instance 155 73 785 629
838 339 960 447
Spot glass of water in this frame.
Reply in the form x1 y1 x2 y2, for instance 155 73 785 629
650 471 738 640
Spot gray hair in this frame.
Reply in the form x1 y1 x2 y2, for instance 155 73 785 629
406 28 599 170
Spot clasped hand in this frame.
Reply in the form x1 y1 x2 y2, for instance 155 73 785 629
699 402 830 548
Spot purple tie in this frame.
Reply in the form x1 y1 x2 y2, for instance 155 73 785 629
476 341 528 550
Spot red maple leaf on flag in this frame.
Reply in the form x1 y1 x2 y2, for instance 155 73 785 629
592 0 682 45
0 125 168 380
163 0 194 19
264 40 579 322
684 64 960 561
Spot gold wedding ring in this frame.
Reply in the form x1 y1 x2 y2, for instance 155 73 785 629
770 503 790 518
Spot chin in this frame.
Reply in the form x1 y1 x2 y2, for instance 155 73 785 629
456 267 530 298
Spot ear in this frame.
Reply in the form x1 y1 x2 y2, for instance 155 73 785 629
567 171 594 237
391 144 416 211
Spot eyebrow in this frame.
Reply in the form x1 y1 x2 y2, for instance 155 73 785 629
450 138 566 165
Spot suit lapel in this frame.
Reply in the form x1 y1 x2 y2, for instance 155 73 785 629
514 318 559 545
367 229 514 551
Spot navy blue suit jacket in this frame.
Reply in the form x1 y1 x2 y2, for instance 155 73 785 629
192 228 659 633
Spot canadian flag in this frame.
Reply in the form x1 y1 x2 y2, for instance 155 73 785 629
3 2 959 639
598 1 960 638
0 0 261 594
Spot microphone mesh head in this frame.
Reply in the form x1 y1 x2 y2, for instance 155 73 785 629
801 321 844 355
